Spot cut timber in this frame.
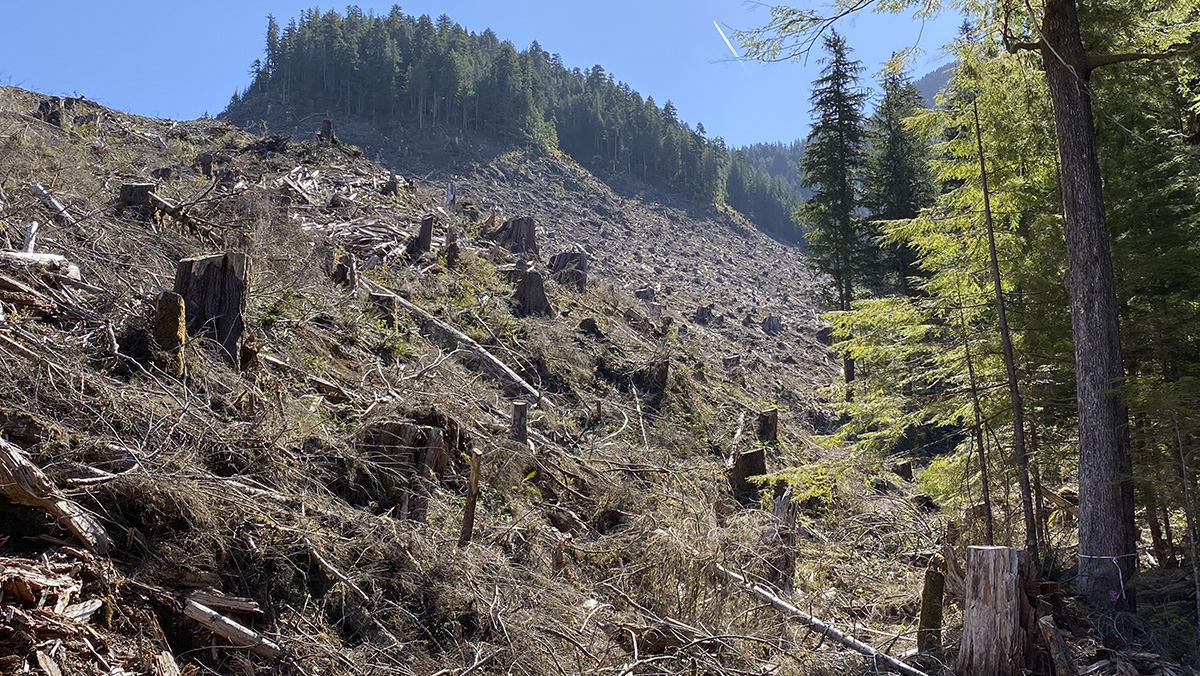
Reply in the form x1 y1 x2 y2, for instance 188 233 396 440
28 182 77 227
360 280 542 403
183 599 284 660
1037 615 1079 676
491 216 539 257
957 546 1036 676
511 401 529 444
0 438 111 554
174 253 249 369
458 448 483 547
917 568 945 653
513 270 555 317
118 183 155 218
708 556 930 676
153 291 186 378
549 251 589 291
756 408 778 445
187 589 262 615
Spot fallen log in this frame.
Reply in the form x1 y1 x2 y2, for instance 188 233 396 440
708 557 930 676
0 438 111 554
183 599 284 659
359 279 542 404
28 182 76 227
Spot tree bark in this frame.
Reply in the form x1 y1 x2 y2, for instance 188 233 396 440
173 253 249 369
1041 0 1135 608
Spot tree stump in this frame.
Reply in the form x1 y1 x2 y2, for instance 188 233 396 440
118 183 155 219
513 271 555 317
957 546 1036 676
762 315 783 336
153 291 186 378
730 448 767 505
694 304 715 325
918 568 945 653
36 98 65 127
510 401 529 444
549 251 589 291
173 253 249 369
756 408 779 445
491 216 539 256
415 214 435 255
635 287 656 302
333 253 358 292
381 173 401 196
318 119 339 146
369 292 400 328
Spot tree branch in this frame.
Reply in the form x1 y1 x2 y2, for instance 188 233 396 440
1088 41 1200 70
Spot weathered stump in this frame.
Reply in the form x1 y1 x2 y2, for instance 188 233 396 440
549 251 589 291
369 292 400 328
917 568 945 653
118 183 155 219
153 291 186 378
415 214 435 255
492 216 539 256
318 119 339 146
730 448 766 505
756 408 778 445
333 253 358 292
768 486 798 593
36 98 65 127
458 449 483 547
382 173 401 196
513 271 555 317
957 546 1036 676
510 401 529 444
694 304 714 325
173 253 248 369
762 315 783 336
634 287 656 302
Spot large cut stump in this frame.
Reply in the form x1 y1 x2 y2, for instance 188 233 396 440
492 216 539 257
549 251 589 291
729 448 767 505
513 271 555 317
118 183 155 218
957 546 1036 676
174 253 249 369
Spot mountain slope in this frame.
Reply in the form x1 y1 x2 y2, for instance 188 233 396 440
0 86 965 676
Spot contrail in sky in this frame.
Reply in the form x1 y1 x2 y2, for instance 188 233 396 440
712 20 748 71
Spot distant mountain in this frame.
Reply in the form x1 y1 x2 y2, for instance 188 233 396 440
914 63 955 106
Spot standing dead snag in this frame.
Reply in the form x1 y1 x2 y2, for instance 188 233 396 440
174 253 249 369
958 546 1037 676
917 568 945 653
153 291 186 378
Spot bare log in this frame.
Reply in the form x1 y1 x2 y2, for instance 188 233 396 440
958 546 1037 676
28 182 76 227
360 280 542 403
173 253 249 369
0 437 110 554
186 589 262 615
1038 616 1079 676
183 600 284 659
709 558 930 676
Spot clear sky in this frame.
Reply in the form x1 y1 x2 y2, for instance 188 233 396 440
0 1 959 148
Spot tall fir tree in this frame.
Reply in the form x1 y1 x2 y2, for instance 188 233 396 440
798 30 868 385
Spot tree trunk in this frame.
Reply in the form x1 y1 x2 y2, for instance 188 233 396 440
957 546 1036 676
173 253 249 369
1041 0 1135 608
974 97 1039 563
917 568 944 654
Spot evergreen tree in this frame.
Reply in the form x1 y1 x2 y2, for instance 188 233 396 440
798 30 868 384
862 65 934 295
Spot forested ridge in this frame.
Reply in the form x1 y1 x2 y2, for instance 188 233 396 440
232 7 804 242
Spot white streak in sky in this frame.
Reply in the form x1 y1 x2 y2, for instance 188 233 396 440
713 20 747 70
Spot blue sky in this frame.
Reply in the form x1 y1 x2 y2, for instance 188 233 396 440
0 1 959 148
